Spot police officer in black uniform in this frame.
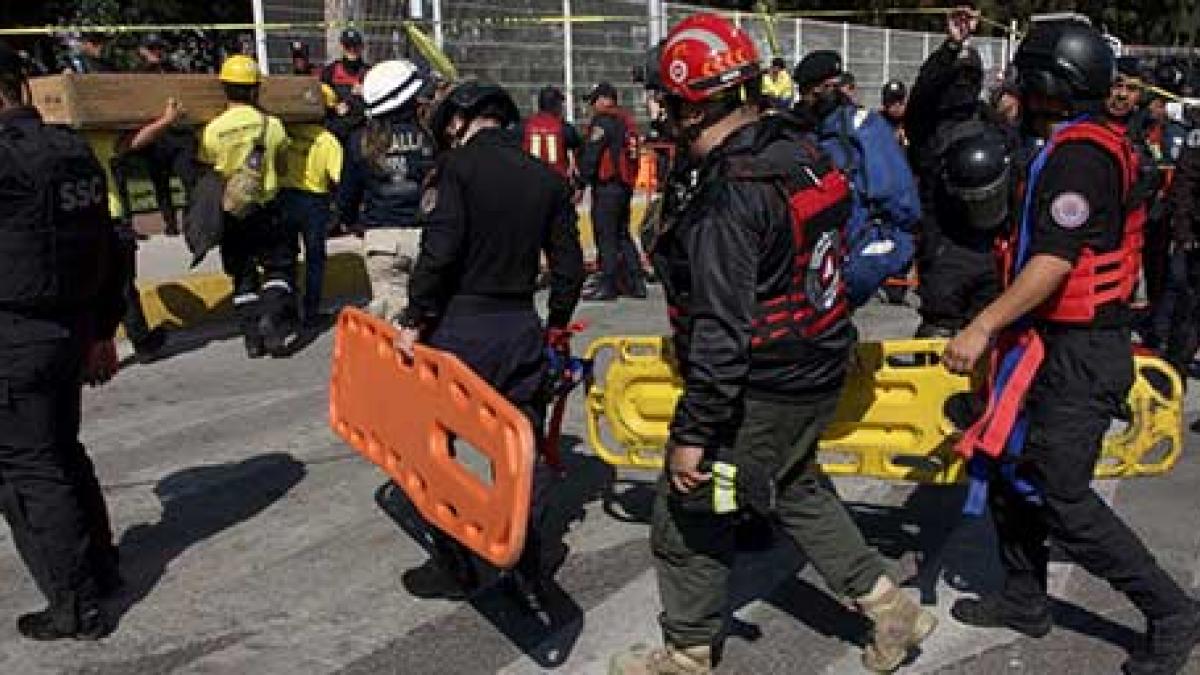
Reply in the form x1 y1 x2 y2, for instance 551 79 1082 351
579 82 647 301
944 20 1200 674
0 42 124 640
393 81 585 599
905 7 1016 337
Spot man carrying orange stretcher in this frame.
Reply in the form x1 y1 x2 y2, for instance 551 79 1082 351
391 80 585 601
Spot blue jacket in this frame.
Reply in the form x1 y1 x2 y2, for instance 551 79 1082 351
815 104 921 305
338 118 436 228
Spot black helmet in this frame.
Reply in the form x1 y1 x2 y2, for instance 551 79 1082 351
942 126 1013 231
428 80 520 150
881 79 907 105
537 85 565 113
1014 20 1114 110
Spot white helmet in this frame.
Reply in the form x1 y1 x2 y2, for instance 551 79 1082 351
362 59 427 118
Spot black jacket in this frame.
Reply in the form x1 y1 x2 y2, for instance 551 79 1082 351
653 116 855 450
906 39 1016 251
338 116 436 228
0 107 125 342
401 128 584 329
1170 143 1200 246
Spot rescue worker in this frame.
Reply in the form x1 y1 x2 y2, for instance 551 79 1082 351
879 79 908 146
280 120 343 327
93 99 188 360
521 85 583 184
905 6 1013 337
611 15 936 674
200 55 297 358
944 20 1200 674
135 34 176 73
793 49 920 307
67 32 115 74
321 28 370 145
337 59 436 320
579 82 647 301
394 80 584 600
761 56 795 110
290 41 316 76
0 42 125 640
127 34 199 238
1136 69 1191 353
1165 134 1200 380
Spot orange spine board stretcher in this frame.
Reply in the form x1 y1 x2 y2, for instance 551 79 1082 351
585 336 1183 483
329 309 536 569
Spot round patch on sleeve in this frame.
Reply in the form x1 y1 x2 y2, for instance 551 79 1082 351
1050 192 1090 229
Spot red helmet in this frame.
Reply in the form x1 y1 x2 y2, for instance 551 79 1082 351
659 13 761 103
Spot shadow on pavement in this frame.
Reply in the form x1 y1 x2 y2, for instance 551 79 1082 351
108 453 307 622
368 434 614 669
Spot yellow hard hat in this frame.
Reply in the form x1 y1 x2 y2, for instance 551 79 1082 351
320 83 339 109
219 55 261 85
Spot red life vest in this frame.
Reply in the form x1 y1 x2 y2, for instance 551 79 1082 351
958 119 1144 461
590 108 640 187
997 120 1144 324
328 60 365 87
522 112 571 178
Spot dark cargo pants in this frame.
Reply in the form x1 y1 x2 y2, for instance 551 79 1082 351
0 316 117 618
652 393 888 649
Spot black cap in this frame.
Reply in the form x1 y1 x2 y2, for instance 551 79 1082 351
771 57 787 70
794 50 843 91
341 28 364 47
143 33 166 49
587 81 618 104
538 86 565 112
881 79 907 104
290 40 309 58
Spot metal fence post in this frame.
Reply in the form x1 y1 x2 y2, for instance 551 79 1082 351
923 33 931 60
883 28 891 82
794 17 802 64
842 21 849 59
432 0 444 51
563 0 575 123
252 0 269 74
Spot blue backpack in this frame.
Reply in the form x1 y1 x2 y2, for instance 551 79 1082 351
817 106 920 306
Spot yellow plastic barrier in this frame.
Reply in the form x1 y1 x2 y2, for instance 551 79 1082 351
584 336 1183 484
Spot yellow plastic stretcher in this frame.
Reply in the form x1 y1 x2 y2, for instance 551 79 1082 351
584 336 1183 483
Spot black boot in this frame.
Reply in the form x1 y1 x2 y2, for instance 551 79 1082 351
1123 601 1200 675
132 327 168 361
951 595 1053 638
244 334 266 359
17 601 108 641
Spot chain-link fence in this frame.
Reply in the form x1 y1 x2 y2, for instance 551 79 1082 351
260 1 1018 119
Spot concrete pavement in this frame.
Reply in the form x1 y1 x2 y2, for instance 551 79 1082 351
0 288 1197 674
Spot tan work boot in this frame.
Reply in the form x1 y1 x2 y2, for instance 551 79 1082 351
609 643 712 675
857 576 938 672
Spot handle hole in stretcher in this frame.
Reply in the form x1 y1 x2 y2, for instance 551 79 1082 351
885 352 941 369
450 437 496 487
1138 366 1175 400
419 360 439 383
623 342 662 361
450 381 469 409
1132 439 1175 469
889 454 948 474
